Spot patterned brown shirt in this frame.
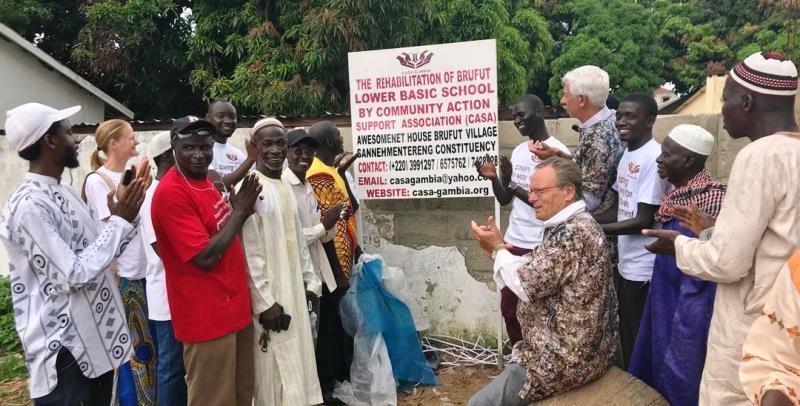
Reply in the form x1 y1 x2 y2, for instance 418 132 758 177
510 210 618 401
574 113 621 215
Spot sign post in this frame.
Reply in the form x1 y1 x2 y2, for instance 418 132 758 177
348 39 504 365
348 39 498 200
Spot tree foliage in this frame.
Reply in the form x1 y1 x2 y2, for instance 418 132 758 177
0 0 795 116
187 0 553 114
73 0 203 118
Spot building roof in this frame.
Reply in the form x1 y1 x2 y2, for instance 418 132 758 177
0 23 134 119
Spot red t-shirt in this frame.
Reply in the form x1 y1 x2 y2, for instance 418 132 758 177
151 168 251 342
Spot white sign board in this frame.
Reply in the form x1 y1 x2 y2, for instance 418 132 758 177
348 39 498 199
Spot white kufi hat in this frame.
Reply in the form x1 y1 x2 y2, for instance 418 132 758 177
666 124 715 156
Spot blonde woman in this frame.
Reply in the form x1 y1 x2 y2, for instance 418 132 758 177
83 119 156 406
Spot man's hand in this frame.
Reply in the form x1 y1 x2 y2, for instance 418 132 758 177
109 178 147 222
306 291 320 315
672 204 715 236
321 203 343 230
470 216 509 258
529 140 571 161
259 303 284 332
474 154 498 180
336 152 359 176
115 156 152 200
245 136 257 161
642 229 681 256
499 155 512 187
229 173 262 216
761 390 794 406
334 272 350 295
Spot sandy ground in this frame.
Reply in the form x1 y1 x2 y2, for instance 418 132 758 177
0 378 28 406
0 365 496 406
399 365 496 406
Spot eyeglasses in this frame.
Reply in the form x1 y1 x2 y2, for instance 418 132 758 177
530 185 562 197
171 128 214 140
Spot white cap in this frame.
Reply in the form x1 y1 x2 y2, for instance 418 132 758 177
666 124 715 156
5 103 81 152
249 117 284 137
147 131 172 159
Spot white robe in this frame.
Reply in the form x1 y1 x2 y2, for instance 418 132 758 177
675 133 800 405
241 173 323 406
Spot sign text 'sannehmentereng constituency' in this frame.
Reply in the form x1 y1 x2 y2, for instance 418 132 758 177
348 39 499 199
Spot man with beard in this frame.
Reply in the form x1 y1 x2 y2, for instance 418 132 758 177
151 116 262 406
240 118 323 405
0 103 149 403
595 93 671 368
474 94 569 344
206 100 256 188
644 52 800 405
629 125 725 405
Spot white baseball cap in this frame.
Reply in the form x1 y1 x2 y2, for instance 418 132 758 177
667 124 715 156
5 103 81 152
147 131 172 159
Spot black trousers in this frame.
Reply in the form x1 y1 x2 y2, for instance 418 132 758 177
315 285 354 393
614 268 651 370
33 348 113 406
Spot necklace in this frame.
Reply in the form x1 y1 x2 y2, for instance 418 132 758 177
175 164 229 201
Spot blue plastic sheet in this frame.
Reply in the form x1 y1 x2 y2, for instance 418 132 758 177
354 256 439 386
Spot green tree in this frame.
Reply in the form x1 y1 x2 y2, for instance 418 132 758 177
72 0 203 118
0 0 84 69
188 0 553 115
546 0 666 104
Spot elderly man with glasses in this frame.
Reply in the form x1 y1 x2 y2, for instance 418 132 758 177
469 157 618 406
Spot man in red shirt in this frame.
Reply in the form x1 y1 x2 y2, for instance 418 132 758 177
151 116 262 406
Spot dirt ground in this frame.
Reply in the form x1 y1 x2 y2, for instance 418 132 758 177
399 365 496 406
0 365 495 406
0 378 28 406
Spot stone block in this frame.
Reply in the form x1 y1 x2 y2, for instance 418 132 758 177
538 366 667 406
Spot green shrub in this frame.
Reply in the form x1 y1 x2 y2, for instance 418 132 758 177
0 276 21 354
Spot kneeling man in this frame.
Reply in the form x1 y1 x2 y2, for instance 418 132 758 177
470 157 618 405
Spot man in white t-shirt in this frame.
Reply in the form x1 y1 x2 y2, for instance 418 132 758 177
141 131 187 405
596 93 671 368
474 94 570 344
206 100 256 188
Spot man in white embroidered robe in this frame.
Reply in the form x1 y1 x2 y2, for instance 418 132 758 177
241 118 323 405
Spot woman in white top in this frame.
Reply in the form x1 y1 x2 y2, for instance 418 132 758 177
83 119 156 405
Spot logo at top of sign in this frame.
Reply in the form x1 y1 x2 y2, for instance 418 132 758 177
397 51 433 69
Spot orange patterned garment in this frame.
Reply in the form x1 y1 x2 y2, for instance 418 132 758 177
740 250 800 406
306 157 357 277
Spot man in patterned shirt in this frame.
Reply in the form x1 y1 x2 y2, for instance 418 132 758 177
0 103 149 404
531 65 621 216
469 157 618 405
307 120 361 402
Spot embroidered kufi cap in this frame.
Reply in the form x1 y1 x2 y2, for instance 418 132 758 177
667 124 715 156
730 52 798 96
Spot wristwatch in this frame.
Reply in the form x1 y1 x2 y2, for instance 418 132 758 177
491 244 507 260
507 182 519 193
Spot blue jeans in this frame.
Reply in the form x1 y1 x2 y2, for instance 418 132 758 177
468 363 529 406
151 320 187 406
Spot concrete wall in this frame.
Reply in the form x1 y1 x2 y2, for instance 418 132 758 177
0 113 745 336
0 36 105 129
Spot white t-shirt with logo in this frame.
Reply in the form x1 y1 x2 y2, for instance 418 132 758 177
83 166 146 279
141 179 170 320
209 142 249 176
613 138 672 282
504 137 571 249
